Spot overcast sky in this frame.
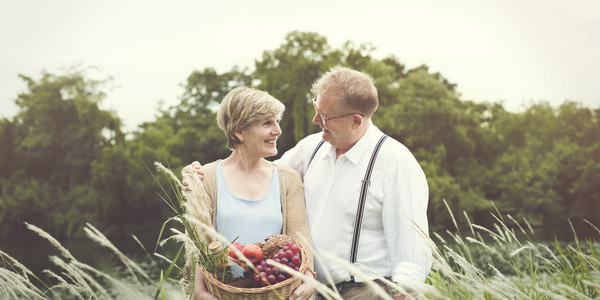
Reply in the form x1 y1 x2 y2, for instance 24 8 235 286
2 0 599 132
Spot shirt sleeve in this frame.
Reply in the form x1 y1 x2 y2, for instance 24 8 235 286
275 133 321 180
382 151 432 285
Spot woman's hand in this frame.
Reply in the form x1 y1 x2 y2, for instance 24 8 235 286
288 270 315 300
192 290 219 300
191 263 219 300
393 288 417 300
288 281 314 300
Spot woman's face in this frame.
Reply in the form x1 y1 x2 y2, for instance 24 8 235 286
235 116 282 158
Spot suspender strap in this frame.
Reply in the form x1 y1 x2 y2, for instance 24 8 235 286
307 139 325 170
350 135 388 276
306 135 389 280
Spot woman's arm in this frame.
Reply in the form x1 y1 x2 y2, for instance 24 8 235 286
280 167 314 270
279 166 316 300
191 263 219 300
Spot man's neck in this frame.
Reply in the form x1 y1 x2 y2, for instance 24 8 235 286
335 122 370 159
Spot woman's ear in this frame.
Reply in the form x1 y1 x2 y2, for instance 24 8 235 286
234 131 243 144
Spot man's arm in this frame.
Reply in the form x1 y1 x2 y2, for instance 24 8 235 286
382 153 432 287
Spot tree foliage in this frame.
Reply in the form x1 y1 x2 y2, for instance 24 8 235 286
1 32 598 240
254 31 342 154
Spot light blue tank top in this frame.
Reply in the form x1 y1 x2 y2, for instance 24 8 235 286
216 161 283 245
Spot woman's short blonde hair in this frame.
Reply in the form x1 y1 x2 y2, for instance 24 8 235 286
217 86 285 149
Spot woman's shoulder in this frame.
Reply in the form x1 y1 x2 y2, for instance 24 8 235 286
199 160 218 170
273 162 302 182
198 160 219 182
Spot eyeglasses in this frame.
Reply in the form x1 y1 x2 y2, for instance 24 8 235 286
312 98 364 126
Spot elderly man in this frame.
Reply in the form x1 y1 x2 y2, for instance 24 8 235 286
278 67 431 299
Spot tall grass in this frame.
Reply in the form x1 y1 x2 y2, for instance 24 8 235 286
0 222 185 299
1 182 598 299
423 201 600 299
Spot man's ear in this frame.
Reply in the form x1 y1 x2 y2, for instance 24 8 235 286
352 114 363 128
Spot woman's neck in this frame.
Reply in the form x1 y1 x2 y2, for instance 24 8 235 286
222 151 269 173
220 151 273 200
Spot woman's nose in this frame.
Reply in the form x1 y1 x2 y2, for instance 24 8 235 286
273 123 282 135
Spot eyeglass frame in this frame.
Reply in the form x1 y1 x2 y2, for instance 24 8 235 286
312 97 364 126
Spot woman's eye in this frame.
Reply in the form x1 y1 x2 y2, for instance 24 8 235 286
262 119 279 126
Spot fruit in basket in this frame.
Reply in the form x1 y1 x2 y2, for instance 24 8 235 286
228 242 244 259
250 239 303 287
262 235 294 257
242 244 263 264
290 243 300 254
291 255 301 265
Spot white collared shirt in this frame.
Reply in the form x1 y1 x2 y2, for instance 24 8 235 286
278 122 432 285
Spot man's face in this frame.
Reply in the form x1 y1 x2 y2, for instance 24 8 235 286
312 95 356 150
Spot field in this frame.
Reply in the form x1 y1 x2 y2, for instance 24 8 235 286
2 200 598 300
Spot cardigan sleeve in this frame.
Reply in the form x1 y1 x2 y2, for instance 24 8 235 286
183 161 218 281
277 164 315 273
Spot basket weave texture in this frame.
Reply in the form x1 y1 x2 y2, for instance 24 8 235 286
201 236 308 300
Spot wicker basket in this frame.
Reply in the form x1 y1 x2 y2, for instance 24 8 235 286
201 236 308 300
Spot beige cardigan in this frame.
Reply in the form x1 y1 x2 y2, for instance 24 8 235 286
184 160 314 279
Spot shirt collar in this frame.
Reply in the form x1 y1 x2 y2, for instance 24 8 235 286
324 120 381 166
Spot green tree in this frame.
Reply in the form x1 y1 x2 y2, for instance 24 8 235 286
13 68 123 187
0 67 125 238
255 31 342 153
3 31 599 240
376 65 495 228
0 120 18 179
130 67 245 168
553 103 600 224
485 102 600 230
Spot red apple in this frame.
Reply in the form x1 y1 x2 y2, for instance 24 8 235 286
242 244 263 264
228 242 244 259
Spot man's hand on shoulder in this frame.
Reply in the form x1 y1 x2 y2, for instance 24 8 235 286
182 161 204 191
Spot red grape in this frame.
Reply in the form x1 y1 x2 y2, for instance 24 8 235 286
291 255 301 265
290 244 300 254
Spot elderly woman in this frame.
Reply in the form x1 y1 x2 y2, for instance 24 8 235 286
183 86 315 300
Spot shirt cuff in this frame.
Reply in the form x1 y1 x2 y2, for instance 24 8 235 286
391 262 427 287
